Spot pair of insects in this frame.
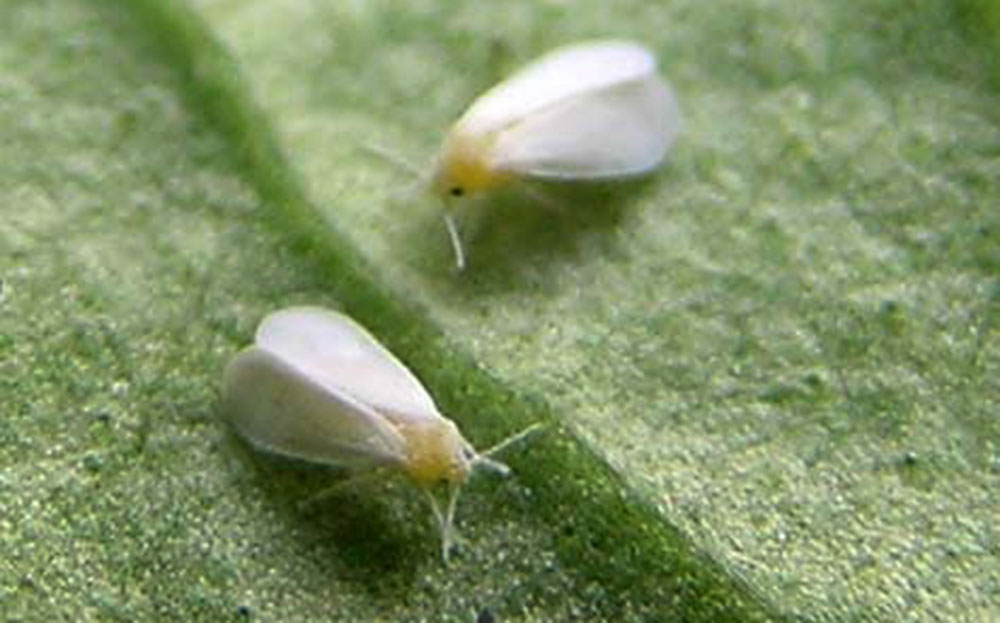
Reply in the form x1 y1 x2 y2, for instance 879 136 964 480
223 40 680 560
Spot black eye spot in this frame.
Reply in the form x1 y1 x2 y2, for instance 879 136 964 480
449 186 465 197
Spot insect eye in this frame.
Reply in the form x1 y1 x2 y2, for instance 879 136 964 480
449 186 465 197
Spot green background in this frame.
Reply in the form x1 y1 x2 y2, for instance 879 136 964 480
1 0 997 621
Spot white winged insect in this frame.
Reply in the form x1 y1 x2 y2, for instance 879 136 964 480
431 40 681 269
222 307 539 561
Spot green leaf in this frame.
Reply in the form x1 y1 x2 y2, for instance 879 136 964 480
2 0 997 622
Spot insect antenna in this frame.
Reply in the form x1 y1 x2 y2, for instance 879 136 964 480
473 423 544 475
443 212 467 270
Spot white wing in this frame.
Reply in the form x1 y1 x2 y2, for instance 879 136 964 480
222 347 408 468
254 307 442 422
455 40 659 138
489 74 679 178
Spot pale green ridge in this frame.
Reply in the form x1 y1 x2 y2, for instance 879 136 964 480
190 0 1000 621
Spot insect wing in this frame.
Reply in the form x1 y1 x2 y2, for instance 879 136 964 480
223 346 408 468
255 307 442 423
489 73 679 178
455 41 658 138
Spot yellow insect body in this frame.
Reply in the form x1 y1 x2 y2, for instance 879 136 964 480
434 132 513 198
397 417 471 487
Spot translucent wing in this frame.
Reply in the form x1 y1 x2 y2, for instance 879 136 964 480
489 74 680 178
223 347 408 468
255 307 441 422
455 41 659 138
